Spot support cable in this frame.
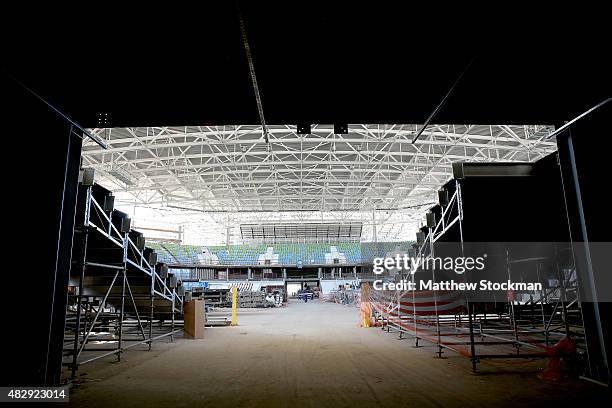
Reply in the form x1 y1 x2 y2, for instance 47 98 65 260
545 97 611 140
412 57 476 144
7 73 108 149
239 12 270 143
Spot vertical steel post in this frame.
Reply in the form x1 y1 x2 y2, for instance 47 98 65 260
429 231 442 358
457 180 477 372
537 264 549 347
71 184 92 379
117 233 128 361
412 264 419 348
171 290 176 342
397 289 403 339
117 270 126 361
46 126 83 386
567 131 609 380
149 297 154 350
555 245 571 337
507 250 520 354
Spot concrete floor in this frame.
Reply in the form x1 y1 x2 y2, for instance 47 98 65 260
69 299 609 407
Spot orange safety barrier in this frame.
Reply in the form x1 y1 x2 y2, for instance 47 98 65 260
538 336 577 381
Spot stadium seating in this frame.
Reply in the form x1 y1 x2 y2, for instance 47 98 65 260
226 244 268 265
271 244 300 265
336 243 361 263
145 242 413 265
145 242 174 264
303 244 329 264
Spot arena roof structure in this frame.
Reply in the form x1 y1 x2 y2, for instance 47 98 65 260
240 222 363 243
81 123 557 244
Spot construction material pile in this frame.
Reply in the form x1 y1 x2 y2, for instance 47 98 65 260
192 288 231 308
237 290 277 308
266 291 284 307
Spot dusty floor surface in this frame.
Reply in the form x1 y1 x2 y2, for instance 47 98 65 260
68 299 610 407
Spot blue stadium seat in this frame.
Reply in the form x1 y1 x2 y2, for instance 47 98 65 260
151 241 413 265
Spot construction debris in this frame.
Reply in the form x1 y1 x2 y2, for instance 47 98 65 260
237 290 282 308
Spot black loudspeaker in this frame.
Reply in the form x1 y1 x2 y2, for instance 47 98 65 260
103 195 115 212
296 123 311 134
120 217 131 233
156 263 168 279
452 162 464 179
136 235 146 251
438 190 449 206
416 231 425 244
168 274 178 288
426 212 436 228
80 168 95 186
334 123 348 134
144 248 157 266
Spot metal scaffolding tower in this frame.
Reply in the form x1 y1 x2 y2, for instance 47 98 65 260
62 170 183 380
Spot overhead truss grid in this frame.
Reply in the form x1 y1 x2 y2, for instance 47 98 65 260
240 222 363 243
82 124 556 214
